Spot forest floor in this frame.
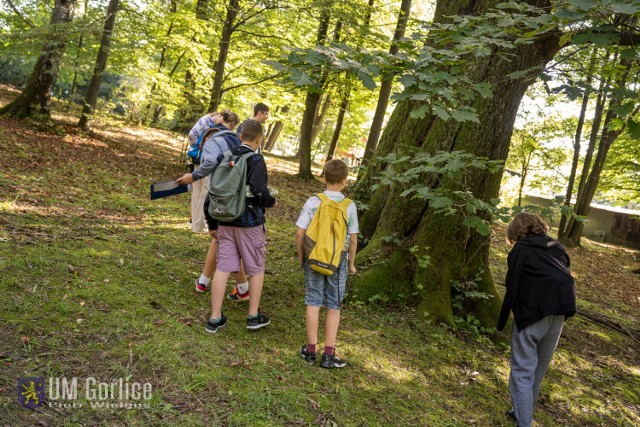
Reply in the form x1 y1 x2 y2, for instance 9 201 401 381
1 84 639 426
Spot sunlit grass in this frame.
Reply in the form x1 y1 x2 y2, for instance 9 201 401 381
1 106 639 425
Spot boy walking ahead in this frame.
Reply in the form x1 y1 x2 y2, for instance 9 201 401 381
205 119 276 333
296 159 358 368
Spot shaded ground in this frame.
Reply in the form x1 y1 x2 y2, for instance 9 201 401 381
1 84 639 426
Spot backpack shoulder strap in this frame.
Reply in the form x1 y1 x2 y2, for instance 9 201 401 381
317 193 329 203
338 197 352 210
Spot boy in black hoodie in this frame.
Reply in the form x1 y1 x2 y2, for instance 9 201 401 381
498 212 576 427
204 120 276 333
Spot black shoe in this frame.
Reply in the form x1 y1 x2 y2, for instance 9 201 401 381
300 346 317 365
246 312 270 330
320 353 346 369
505 410 517 423
205 314 227 333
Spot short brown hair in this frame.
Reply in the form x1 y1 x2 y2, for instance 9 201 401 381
323 159 349 184
506 212 549 244
239 119 263 143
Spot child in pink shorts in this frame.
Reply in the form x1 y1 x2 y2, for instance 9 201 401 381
205 119 276 333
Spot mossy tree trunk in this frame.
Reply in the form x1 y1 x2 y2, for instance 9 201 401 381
0 0 76 118
353 0 561 327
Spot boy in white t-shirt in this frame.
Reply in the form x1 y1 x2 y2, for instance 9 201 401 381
295 159 358 368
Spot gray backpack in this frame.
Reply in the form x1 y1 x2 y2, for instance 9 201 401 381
208 149 257 222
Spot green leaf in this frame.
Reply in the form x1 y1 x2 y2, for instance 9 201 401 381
474 82 492 98
429 196 453 209
627 119 640 139
451 109 479 123
432 105 451 120
463 216 491 235
357 71 377 90
410 105 432 119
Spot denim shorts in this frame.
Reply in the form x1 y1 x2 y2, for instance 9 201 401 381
304 253 348 310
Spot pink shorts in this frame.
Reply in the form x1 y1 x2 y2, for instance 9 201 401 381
216 225 266 276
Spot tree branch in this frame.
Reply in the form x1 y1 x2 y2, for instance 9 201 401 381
221 72 284 94
4 0 35 27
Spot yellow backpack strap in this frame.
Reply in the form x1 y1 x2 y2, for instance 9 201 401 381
338 197 352 210
317 192 329 203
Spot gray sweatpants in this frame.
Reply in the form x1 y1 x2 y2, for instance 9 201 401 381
509 315 565 427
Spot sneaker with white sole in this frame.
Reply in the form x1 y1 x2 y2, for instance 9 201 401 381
227 286 249 301
320 353 346 369
205 314 227 333
246 312 270 330
195 279 209 293
300 345 317 365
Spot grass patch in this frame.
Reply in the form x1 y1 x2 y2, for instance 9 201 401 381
1 87 639 425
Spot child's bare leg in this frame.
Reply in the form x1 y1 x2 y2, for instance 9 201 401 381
324 309 341 349
203 238 218 279
234 261 248 287
211 270 231 319
247 273 264 316
306 306 320 346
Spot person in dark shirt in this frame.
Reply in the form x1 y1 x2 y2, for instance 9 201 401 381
498 212 576 427
204 120 276 333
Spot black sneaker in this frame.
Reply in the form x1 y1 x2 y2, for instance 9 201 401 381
246 312 270 330
300 346 317 365
205 314 227 333
320 353 346 369
505 410 518 423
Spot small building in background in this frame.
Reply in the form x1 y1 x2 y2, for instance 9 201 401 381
522 195 640 249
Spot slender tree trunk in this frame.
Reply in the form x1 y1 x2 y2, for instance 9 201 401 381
69 33 84 105
208 0 239 112
298 9 332 179
557 53 596 238
353 0 561 327
360 0 412 169
78 0 120 129
265 106 289 151
145 0 177 125
311 94 332 145
0 0 76 118
325 95 349 162
69 0 89 106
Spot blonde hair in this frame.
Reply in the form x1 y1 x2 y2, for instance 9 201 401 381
506 212 549 244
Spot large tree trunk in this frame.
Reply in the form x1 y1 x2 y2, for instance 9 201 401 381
360 0 412 169
353 0 561 327
208 0 239 112
0 0 76 118
298 9 331 179
78 0 120 129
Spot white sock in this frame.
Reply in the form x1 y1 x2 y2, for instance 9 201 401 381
199 274 211 285
236 281 249 294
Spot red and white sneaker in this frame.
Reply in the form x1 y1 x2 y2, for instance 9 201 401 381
195 279 209 293
227 287 249 301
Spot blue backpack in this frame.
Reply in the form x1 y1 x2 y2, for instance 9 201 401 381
188 127 231 164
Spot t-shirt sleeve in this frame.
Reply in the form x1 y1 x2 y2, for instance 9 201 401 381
295 198 315 230
188 115 210 144
347 202 359 234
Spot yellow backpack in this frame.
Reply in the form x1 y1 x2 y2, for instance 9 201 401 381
303 193 352 275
